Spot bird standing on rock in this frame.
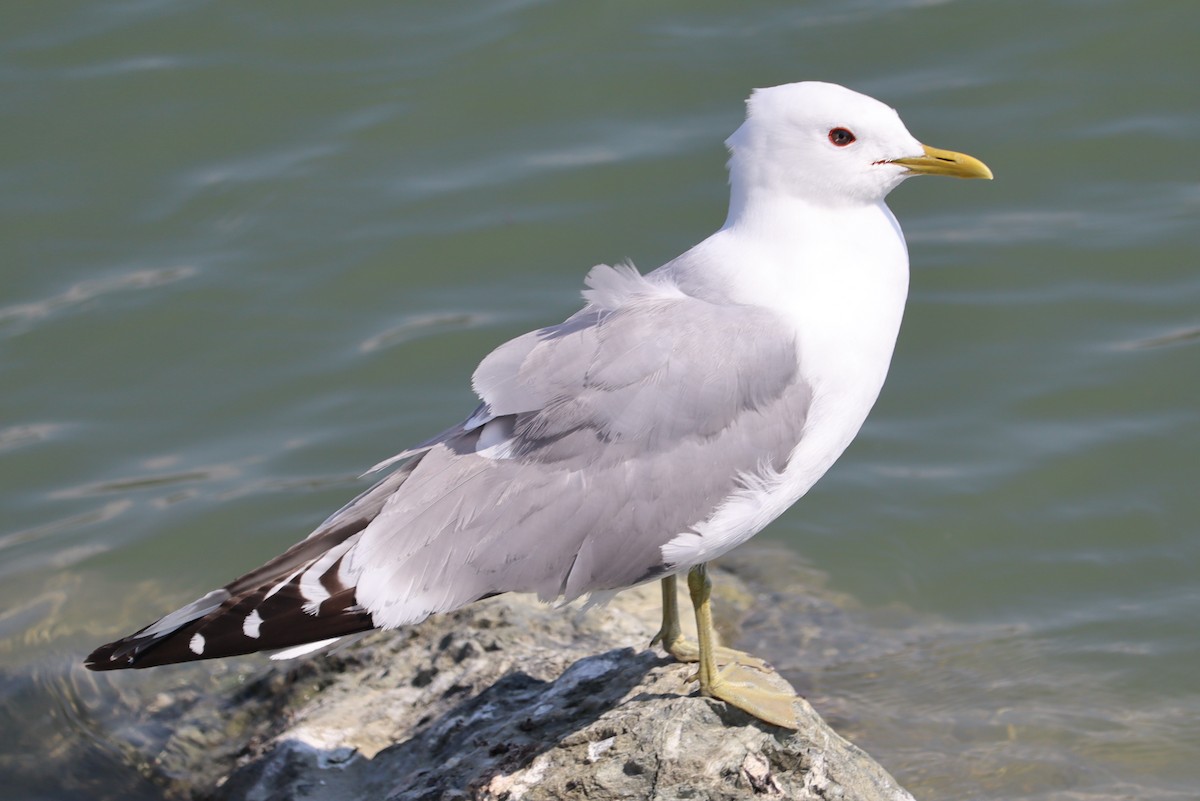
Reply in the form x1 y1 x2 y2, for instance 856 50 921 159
87 81 992 730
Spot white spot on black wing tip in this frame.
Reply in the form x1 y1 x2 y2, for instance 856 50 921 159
189 633 205 655
243 610 263 639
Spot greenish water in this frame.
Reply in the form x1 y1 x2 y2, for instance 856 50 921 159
2 1 1197 798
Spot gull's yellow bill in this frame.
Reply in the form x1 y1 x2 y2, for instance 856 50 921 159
891 144 993 180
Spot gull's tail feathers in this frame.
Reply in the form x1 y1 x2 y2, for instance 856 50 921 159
85 521 375 670
85 458 422 671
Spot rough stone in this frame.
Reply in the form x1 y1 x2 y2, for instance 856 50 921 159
75 546 914 801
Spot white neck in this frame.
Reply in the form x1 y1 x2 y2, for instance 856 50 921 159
664 190 911 410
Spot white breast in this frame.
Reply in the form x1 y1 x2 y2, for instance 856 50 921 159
660 198 910 570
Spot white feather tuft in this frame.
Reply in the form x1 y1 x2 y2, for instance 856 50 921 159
580 262 685 311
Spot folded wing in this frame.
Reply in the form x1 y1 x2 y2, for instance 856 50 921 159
86 264 810 669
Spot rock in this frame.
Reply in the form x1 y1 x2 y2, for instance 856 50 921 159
78 546 915 801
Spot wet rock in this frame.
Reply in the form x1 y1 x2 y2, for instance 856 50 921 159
78 547 914 801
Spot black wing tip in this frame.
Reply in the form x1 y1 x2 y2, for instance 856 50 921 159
82 490 388 672
84 643 135 671
82 655 110 671
84 634 163 671
83 597 379 672
84 657 130 672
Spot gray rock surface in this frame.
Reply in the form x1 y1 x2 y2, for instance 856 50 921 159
76 547 915 801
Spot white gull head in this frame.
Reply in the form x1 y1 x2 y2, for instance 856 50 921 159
724 81 990 219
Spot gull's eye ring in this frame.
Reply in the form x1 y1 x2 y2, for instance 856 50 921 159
828 127 856 147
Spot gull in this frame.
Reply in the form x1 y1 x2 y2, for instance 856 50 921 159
86 81 991 729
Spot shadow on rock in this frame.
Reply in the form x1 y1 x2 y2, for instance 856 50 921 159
221 647 663 800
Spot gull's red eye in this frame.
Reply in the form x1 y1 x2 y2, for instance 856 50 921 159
828 127 856 147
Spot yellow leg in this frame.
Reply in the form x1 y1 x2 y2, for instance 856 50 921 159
687 566 719 689
649 574 687 656
684 564 801 730
650 573 771 672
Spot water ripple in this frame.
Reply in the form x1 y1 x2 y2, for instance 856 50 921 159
359 310 498 353
1113 324 1200 351
0 423 67 453
0 265 196 335
0 501 130 569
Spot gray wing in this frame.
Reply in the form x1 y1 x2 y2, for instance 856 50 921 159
85 265 812 669
346 265 812 628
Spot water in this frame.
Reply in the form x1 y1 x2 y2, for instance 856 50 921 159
2 1 1197 798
